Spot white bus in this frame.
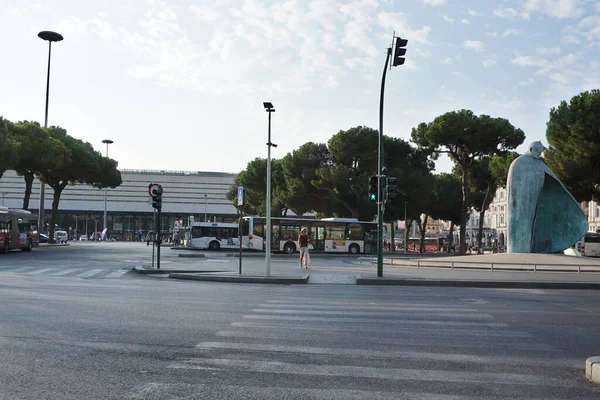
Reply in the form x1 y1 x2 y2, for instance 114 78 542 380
0 207 38 253
240 216 377 254
188 222 239 250
564 232 600 257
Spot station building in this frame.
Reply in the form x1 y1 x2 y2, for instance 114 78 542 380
0 169 238 240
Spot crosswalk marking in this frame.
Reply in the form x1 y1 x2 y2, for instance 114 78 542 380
194 341 579 367
257 303 480 312
104 269 129 278
168 358 576 387
50 268 81 276
129 382 513 400
29 268 57 275
242 314 508 326
76 269 105 278
251 308 494 319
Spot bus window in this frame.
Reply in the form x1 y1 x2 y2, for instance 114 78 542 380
326 226 345 240
347 223 363 240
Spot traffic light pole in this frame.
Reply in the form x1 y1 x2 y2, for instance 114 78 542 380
377 47 391 278
156 208 161 270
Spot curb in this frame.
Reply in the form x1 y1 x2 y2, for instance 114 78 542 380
355 276 600 289
586 357 600 383
168 273 310 284
177 253 206 258
132 266 226 275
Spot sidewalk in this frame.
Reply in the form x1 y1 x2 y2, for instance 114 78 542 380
132 252 600 288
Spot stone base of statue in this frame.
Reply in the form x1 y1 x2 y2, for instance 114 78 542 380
507 141 587 253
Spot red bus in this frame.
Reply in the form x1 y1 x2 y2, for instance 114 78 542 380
407 237 445 252
0 207 38 253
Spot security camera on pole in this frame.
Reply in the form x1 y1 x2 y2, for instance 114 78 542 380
377 33 408 277
148 183 163 269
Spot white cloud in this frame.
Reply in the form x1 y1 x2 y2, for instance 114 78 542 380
461 19 470 24
463 40 485 51
518 78 536 86
468 9 481 16
423 0 447 5
490 98 522 109
441 14 454 23
482 59 497 68
503 29 521 36
522 0 584 19
440 56 453 65
511 55 549 67
377 13 431 44
493 8 519 18
537 46 561 54
563 35 581 44
486 31 498 38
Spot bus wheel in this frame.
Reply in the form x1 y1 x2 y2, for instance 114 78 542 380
284 242 296 254
348 244 360 254
209 241 220 251
23 241 33 252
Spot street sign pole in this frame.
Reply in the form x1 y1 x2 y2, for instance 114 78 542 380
156 207 161 270
238 187 245 275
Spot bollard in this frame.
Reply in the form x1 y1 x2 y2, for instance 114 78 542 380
451 261 454 270
578 265 581 273
534 264 537 272
490 263 494 272
391 258 394 266
417 259 420 268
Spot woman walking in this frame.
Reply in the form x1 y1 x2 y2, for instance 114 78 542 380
298 228 310 268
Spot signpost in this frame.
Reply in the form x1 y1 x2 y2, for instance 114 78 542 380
238 187 245 274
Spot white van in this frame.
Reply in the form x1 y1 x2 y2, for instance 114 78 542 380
54 230 68 243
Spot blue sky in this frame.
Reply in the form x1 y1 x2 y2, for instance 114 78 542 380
1 0 599 174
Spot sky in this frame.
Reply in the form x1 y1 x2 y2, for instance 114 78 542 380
1 0 599 174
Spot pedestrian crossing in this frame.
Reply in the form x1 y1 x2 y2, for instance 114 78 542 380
127 296 591 399
0 265 130 279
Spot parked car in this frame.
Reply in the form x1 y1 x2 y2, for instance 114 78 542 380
54 230 68 243
79 235 88 241
39 233 48 243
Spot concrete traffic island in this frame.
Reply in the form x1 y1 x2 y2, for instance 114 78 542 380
586 357 600 383
132 265 227 274
168 272 309 284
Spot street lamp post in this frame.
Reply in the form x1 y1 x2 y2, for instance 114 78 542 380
1 192 4 206
263 102 277 277
102 139 113 235
204 194 207 222
37 30 63 236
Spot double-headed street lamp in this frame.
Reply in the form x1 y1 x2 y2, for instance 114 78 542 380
263 102 277 277
102 139 113 233
37 30 63 235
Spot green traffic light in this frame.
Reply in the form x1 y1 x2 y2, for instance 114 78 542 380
369 193 376 201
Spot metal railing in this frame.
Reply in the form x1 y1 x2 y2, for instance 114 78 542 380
376 258 600 274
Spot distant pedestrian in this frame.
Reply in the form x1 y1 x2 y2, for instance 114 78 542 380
174 231 180 248
298 228 311 268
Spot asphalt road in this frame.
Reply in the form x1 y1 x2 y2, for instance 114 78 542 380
2 243 600 399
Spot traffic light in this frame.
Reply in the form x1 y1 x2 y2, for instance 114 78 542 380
386 177 398 202
392 37 408 67
151 184 163 211
369 175 378 202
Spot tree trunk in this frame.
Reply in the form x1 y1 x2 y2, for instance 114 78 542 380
48 182 67 243
22 171 34 210
418 214 428 254
404 219 412 254
447 223 455 253
477 209 486 253
476 182 492 253
390 220 395 252
459 165 470 255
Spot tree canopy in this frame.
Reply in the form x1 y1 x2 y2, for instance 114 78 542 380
544 89 600 201
411 109 525 254
0 117 20 180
